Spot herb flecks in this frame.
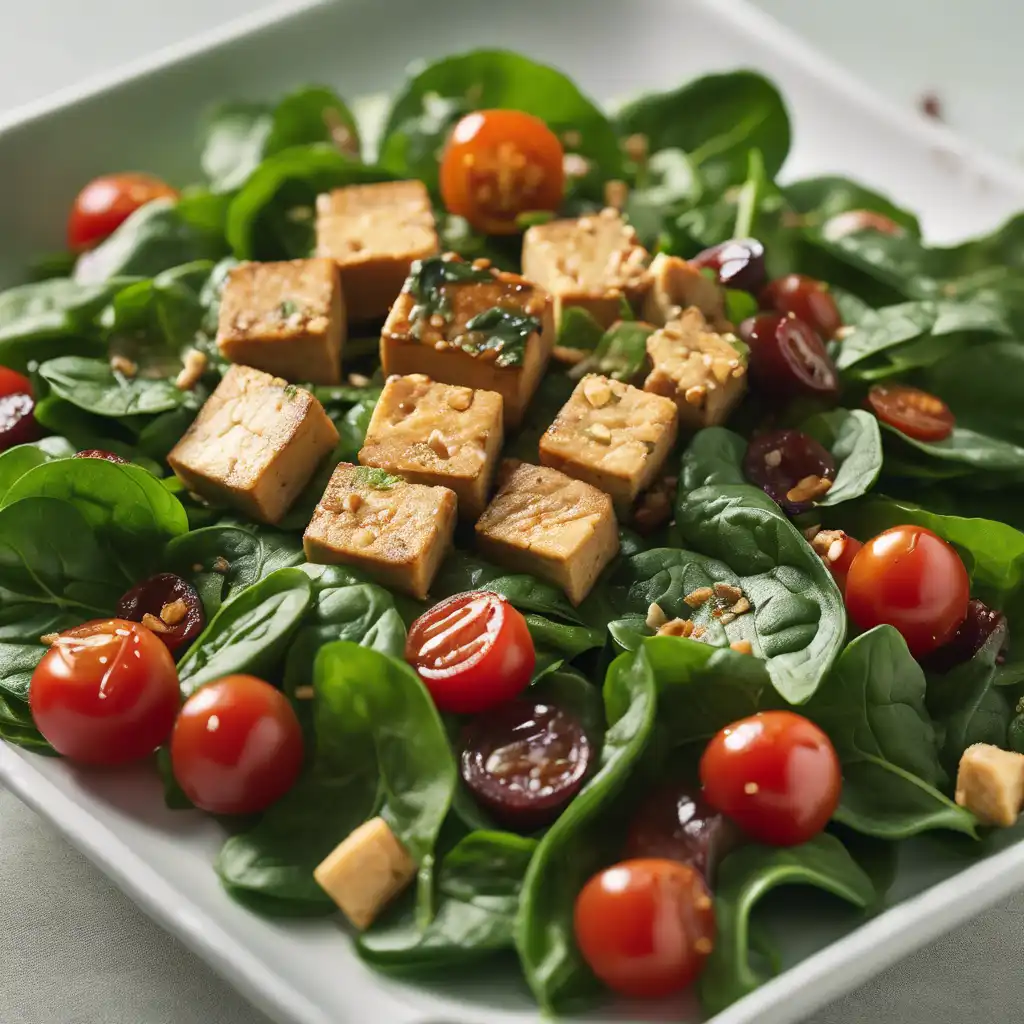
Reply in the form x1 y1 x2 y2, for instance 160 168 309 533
352 466 402 490
279 298 300 319
457 306 541 368
404 255 495 324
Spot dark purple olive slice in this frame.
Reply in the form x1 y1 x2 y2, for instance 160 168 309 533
116 572 205 654
0 393 37 451
75 449 129 464
691 237 766 293
460 699 591 832
743 429 836 515
921 599 1008 674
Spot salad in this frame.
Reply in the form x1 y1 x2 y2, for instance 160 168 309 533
2 47 1024 1018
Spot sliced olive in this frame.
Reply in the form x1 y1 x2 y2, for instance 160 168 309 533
117 572 205 654
744 429 836 515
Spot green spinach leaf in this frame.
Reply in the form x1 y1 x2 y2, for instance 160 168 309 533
801 408 882 505
39 357 186 417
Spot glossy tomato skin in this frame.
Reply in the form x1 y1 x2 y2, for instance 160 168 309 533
171 675 303 816
68 172 178 249
29 619 179 764
440 109 565 235
574 858 716 999
700 711 841 846
867 384 954 442
760 274 842 340
0 366 32 399
845 526 970 657
405 591 535 714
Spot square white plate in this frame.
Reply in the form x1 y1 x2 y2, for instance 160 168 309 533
3 2 1024 1023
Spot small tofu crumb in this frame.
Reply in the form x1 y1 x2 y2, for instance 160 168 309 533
955 744 1024 827
730 639 753 655
645 602 667 629
684 586 714 608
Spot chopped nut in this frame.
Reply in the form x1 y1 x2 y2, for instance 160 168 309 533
160 599 187 626
471 257 492 271
294 685 315 700
645 602 667 629
658 617 694 638
730 596 751 616
175 348 208 391
603 179 629 211
191 563 204 573
764 448 783 469
342 492 362 513
39 632 59 645
786 475 833 505
730 639 753 655
692 624 707 639
561 129 582 149
624 133 649 165
713 582 744 605
718 611 737 625
110 354 137 378
563 153 591 179
427 429 452 459
803 524 822 542
834 325 856 341
684 586 715 608
588 422 612 444
212 556 230 574
684 384 706 407
810 528 848 564
352 528 376 548
446 387 474 412
348 372 371 388
141 612 171 634
582 376 613 408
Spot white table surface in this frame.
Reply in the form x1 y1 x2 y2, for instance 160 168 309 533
2 2 1023 1023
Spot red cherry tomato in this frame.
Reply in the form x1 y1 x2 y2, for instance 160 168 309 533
405 591 535 714
170 675 303 815
0 366 32 398
574 858 716 999
29 619 180 764
868 384 955 442
440 109 565 235
68 172 178 249
845 526 970 657
760 274 842 340
700 711 841 846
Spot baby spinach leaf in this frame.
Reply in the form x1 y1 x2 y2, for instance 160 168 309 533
623 148 700 249
39 357 186 417
0 642 46 702
358 831 538 969
556 306 605 353
176 567 313 696
616 71 790 192
524 615 603 660
266 86 360 161
801 408 882 505
881 422 1024 477
697 835 875 1015
578 320 655 381
784 175 921 235
0 443 70 503
201 101 273 192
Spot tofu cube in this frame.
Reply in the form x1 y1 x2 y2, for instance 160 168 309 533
216 258 345 385
539 374 678 516
303 462 456 600
380 256 554 428
359 374 503 520
315 180 439 323
476 461 619 605
167 365 338 525
522 209 651 330
314 817 417 930
641 253 730 332
644 307 748 429
955 743 1024 827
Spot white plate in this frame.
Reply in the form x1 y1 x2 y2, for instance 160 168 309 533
3 1 1024 1023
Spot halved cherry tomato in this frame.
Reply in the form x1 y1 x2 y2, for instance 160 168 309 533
700 711 841 846
574 858 716 998
405 591 535 714
0 366 32 398
868 384 954 442
29 619 180 764
170 675 303 815
845 525 969 657
440 109 565 235
68 172 178 249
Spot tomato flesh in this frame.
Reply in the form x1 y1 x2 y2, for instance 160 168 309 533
845 525 970 657
700 711 841 846
68 172 178 249
29 619 180 764
574 858 715 999
868 384 954 442
0 366 32 399
440 109 565 235
171 674 304 815
405 591 535 714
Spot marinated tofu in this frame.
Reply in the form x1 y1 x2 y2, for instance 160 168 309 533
539 374 678 516
303 463 456 600
315 180 438 322
359 374 503 520
167 365 338 525
955 743 1024 827
476 462 619 605
380 255 554 428
521 208 651 330
216 258 345 385
641 253 730 331
645 307 748 429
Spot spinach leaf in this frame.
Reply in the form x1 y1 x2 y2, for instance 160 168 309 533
516 647 657 1012
39 357 186 417
176 568 313 696
201 101 273 192
579 320 655 381
697 835 875 1015
882 422 1024 478
555 306 605 353
0 442 70 503
784 176 921 235
616 71 790 192
0 642 45 701
358 831 537 969
623 148 700 249
801 408 882 505
380 50 621 193
524 615 603 660
803 626 976 839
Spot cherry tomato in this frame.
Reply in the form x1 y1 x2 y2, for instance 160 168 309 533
116 572 205 654
440 109 565 235
760 273 842 340
68 172 178 249
75 449 129 464
574 858 715 999
29 619 179 764
170 675 303 816
845 526 970 657
0 393 38 451
868 384 954 442
739 312 839 404
691 237 766 293
700 711 841 846
822 209 903 242
0 366 32 398
405 591 535 714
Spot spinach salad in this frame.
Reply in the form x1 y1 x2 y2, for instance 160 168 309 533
3 48 1024 1017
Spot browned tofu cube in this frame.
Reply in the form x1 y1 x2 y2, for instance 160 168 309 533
315 180 438 322
380 256 554 428
303 463 456 600
359 374 503 520
641 253 730 331
476 462 619 605
539 374 678 516
644 307 748 430
521 209 651 330
168 365 338 525
955 743 1024 827
216 258 345 385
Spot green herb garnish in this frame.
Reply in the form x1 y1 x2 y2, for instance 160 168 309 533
352 466 402 490
278 298 300 318
458 306 542 368
404 256 494 323
283 384 299 399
